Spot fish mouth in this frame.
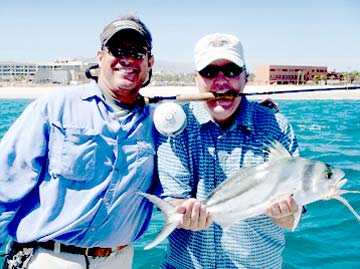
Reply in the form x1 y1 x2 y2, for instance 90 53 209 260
333 168 346 184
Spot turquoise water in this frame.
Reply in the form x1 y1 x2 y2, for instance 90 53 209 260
0 99 359 268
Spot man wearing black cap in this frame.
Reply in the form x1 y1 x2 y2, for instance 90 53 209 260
0 15 155 269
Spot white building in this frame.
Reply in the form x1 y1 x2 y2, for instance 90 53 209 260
0 62 37 81
0 59 96 84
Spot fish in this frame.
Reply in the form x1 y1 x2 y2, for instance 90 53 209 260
138 140 360 250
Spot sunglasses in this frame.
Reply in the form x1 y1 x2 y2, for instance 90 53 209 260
105 46 149 60
199 63 243 79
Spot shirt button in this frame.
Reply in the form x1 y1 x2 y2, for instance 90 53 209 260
90 227 96 232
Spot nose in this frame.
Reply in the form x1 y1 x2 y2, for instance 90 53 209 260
118 55 136 65
213 71 229 84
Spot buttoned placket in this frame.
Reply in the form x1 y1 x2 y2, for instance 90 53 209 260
103 112 128 208
215 132 230 268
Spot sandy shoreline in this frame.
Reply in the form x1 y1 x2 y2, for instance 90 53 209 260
0 84 360 100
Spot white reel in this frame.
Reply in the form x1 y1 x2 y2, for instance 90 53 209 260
153 102 187 136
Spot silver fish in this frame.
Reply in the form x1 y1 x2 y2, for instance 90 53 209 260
138 141 360 250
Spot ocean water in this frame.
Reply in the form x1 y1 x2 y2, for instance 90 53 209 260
0 99 359 268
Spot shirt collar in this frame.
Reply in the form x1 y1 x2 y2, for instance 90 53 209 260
191 97 254 132
81 80 144 113
81 80 104 100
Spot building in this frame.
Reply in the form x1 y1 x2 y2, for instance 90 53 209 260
254 65 328 85
0 59 96 84
0 62 37 81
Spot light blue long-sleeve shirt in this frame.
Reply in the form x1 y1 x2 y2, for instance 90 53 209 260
0 81 156 248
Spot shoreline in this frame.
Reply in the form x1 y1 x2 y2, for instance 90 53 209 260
0 85 360 100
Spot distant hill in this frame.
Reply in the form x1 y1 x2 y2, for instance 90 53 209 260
74 56 193 74
153 60 193 73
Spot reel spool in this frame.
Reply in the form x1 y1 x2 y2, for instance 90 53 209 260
153 102 187 136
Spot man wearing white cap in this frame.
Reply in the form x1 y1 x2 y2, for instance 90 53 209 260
156 33 300 268
0 15 155 269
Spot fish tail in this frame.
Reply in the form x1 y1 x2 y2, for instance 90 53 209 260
137 192 181 249
333 195 360 222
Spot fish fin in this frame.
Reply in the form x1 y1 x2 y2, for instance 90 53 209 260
137 192 181 249
332 195 360 222
291 207 303 231
137 192 174 218
267 140 292 162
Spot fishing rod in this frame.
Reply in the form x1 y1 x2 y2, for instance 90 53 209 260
147 85 360 136
141 85 360 104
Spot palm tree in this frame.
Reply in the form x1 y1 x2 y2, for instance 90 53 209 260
313 75 320 84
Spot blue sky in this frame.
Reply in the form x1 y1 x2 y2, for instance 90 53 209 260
1 0 359 72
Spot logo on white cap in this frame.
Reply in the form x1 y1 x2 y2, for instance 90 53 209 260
194 33 245 71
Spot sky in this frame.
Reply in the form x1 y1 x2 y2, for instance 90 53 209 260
1 0 359 73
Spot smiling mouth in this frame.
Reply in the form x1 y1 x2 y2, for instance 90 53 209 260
114 68 138 73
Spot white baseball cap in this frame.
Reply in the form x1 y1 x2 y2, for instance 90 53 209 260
194 33 245 71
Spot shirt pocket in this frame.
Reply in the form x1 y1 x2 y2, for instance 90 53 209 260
122 141 156 182
49 122 107 181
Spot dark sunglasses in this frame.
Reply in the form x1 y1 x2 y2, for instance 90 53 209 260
105 46 149 60
199 63 243 79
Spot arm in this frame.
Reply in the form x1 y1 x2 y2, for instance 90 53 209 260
156 126 212 232
0 99 49 246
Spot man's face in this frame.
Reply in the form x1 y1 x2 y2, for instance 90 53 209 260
97 31 154 104
194 59 247 126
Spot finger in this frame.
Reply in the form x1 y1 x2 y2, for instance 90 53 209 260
190 202 201 230
197 204 207 229
205 212 213 228
278 201 291 216
181 200 195 228
175 205 186 214
268 203 281 217
288 197 299 213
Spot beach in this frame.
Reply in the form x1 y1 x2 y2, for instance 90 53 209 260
0 84 360 100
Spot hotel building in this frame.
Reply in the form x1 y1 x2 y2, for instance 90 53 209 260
0 59 95 84
254 65 328 85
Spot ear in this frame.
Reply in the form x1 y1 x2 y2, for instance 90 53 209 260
194 72 201 88
243 70 248 83
148 55 154 68
97 50 104 68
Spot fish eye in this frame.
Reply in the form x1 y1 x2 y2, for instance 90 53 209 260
324 170 333 179
324 164 333 179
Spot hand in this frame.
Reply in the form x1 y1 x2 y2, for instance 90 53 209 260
175 198 212 231
265 195 300 230
258 98 279 112
265 195 299 219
